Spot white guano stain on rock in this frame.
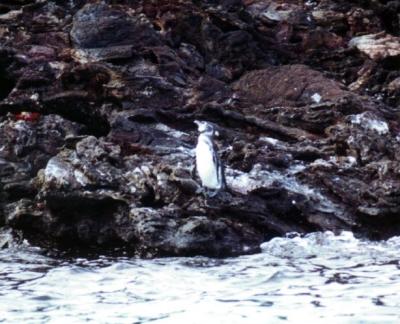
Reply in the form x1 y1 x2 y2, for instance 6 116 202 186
349 33 400 61
311 156 357 169
44 157 73 185
311 93 322 103
226 163 351 221
73 169 90 186
154 123 187 139
350 112 389 135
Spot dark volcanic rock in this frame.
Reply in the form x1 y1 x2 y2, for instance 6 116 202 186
70 3 160 49
1 0 400 257
0 115 84 201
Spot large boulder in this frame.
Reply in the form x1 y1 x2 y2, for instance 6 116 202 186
70 3 160 49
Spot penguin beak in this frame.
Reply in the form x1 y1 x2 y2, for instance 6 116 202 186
194 120 202 129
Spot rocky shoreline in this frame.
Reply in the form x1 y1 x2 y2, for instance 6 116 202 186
1 0 400 257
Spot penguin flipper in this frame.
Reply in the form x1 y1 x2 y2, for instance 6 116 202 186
191 160 197 179
221 161 227 190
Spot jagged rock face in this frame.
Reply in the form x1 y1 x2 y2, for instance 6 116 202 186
0 115 84 201
70 3 161 49
1 0 400 257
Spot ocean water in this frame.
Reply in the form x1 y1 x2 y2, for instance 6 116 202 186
1 231 399 323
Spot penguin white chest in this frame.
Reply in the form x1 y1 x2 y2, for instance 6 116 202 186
196 139 220 189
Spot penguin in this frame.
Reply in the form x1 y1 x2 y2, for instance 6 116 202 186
194 120 226 196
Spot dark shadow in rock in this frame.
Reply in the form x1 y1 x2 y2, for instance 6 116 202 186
42 91 110 137
45 193 128 248
0 5 11 15
0 48 16 101
0 72 14 101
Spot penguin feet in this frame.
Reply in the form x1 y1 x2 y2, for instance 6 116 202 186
199 188 213 198
198 187 224 199
195 186 204 195
206 188 224 198
207 190 219 198
202 188 213 199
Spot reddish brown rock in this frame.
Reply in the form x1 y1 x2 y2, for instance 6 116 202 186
233 64 349 107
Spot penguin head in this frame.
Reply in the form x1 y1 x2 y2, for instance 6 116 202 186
194 120 215 137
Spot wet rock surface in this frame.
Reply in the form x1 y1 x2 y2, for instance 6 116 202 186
1 0 400 257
